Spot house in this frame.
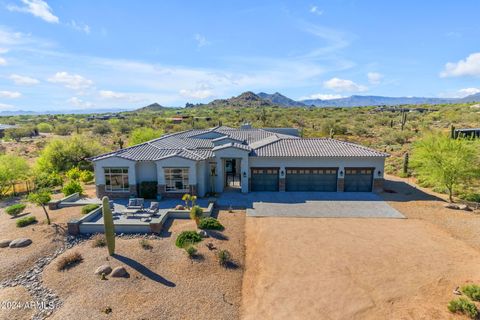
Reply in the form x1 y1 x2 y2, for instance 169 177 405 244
453 128 480 139
90 126 389 199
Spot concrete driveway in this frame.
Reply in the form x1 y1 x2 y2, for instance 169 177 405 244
217 192 404 218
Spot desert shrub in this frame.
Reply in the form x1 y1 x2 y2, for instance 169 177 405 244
92 124 112 135
448 298 478 319
91 234 106 247
139 239 153 250
53 124 73 136
62 180 83 196
33 171 63 189
37 122 53 133
217 249 232 267
198 217 224 230
459 193 480 203
16 216 37 227
65 167 82 180
57 251 83 271
128 128 163 146
185 244 197 258
79 170 94 183
175 231 202 248
139 181 158 199
5 203 26 216
462 284 480 301
81 204 99 215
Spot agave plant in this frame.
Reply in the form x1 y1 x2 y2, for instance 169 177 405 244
189 205 203 227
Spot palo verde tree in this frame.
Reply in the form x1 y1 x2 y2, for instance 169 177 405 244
27 189 52 225
0 154 30 197
411 133 480 202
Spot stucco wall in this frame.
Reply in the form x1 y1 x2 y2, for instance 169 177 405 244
136 161 157 183
213 147 250 193
93 156 137 185
155 156 198 185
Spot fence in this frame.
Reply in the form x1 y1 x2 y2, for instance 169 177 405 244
3 181 35 196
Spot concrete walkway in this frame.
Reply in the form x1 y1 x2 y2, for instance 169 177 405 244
217 192 404 218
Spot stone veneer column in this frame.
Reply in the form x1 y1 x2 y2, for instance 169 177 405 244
373 178 384 192
279 178 286 192
129 184 138 197
337 178 345 192
96 184 106 198
157 184 166 198
189 184 197 196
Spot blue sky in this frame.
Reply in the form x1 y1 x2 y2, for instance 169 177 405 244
0 0 479 111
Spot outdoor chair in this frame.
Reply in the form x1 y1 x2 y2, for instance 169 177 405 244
127 198 144 210
145 202 159 215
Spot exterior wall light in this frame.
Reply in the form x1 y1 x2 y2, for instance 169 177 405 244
377 170 382 176
280 169 285 177
243 171 247 178
339 170 344 176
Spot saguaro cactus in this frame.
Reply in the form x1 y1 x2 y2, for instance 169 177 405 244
403 153 409 176
102 196 115 256
400 109 407 131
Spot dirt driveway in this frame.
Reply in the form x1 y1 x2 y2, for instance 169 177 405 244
242 217 480 320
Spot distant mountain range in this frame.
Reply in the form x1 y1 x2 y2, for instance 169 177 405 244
2 91 480 116
184 91 480 109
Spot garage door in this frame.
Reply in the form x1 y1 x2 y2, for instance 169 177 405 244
251 168 279 191
344 168 373 192
286 168 338 192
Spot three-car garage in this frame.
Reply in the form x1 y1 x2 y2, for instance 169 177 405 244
250 166 374 192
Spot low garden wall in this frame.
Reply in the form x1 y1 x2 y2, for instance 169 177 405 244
48 193 82 210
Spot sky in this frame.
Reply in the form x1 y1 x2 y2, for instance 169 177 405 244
0 0 479 111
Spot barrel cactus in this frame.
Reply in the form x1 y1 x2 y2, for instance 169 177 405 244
102 196 115 256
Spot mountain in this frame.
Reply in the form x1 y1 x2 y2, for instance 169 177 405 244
459 92 480 103
257 92 306 107
301 95 461 107
135 102 172 112
199 91 274 108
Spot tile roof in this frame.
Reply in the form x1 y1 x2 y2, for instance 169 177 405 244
90 126 388 161
251 138 389 157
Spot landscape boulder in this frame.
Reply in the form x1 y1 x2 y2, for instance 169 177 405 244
0 239 12 248
111 266 128 278
175 205 185 210
458 204 473 211
9 238 32 248
95 265 112 275
443 203 459 210
197 230 208 238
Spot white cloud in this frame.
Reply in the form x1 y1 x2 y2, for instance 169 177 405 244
47 72 93 90
67 97 92 108
0 90 22 98
0 103 14 110
0 57 6 66
299 93 343 100
310 6 323 15
99 90 126 99
9 74 39 85
180 88 214 99
367 72 383 84
458 87 480 97
440 52 480 77
68 20 90 34
323 77 368 92
0 48 8 54
7 0 59 24
194 34 210 48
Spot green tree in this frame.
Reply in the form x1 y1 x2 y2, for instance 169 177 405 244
27 189 52 225
36 135 105 173
0 154 30 196
411 134 480 202
128 128 163 146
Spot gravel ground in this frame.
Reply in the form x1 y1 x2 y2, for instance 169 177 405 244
0 286 35 320
40 210 245 320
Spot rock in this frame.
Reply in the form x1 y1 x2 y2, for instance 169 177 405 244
175 205 185 210
110 266 128 278
9 238 32 248
94 265 112 275
458 204 473 211
443 203 459 210
197 230 208 238
0 239 12 248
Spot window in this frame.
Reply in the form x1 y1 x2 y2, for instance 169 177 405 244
104 168 129 192
165 168 189 192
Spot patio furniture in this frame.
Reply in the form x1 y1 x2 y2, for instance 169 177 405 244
127 198 144 210
123 208 141 217
145 202 159 215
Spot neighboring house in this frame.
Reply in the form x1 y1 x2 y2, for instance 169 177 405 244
453 128 480 139
90 125 389 199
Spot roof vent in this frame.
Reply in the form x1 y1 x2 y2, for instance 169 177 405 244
240 123 252 130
